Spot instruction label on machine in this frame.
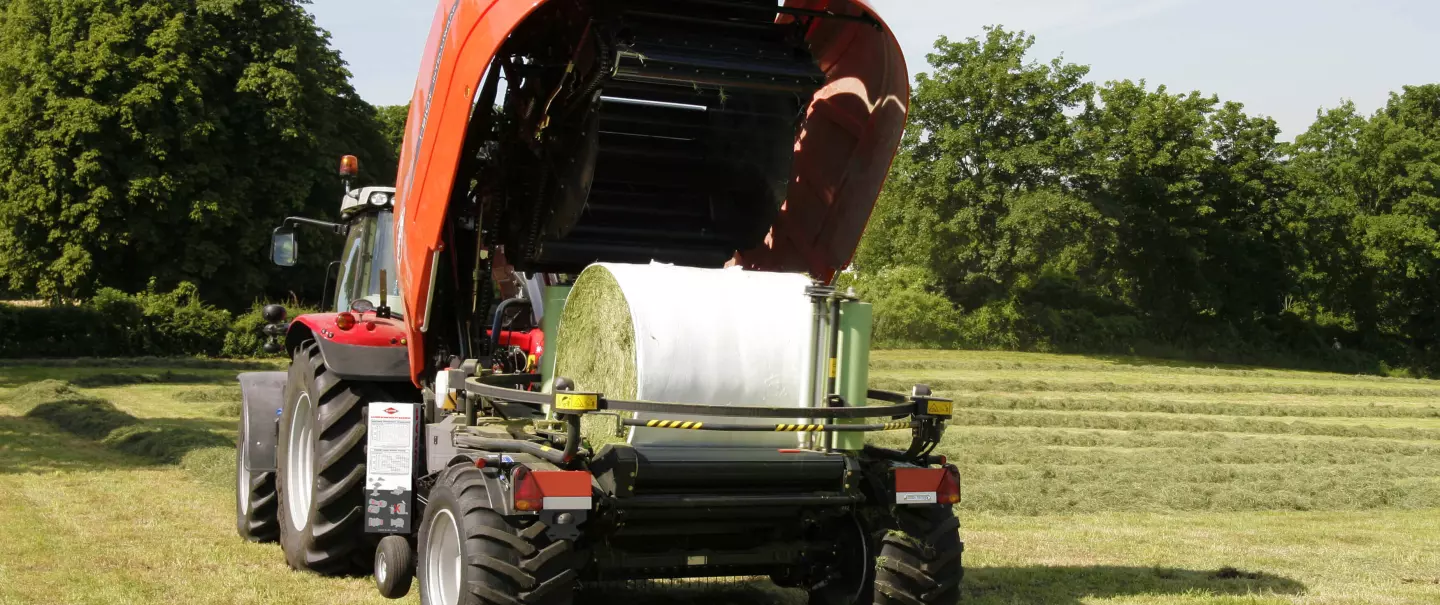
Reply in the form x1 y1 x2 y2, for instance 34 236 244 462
365 403 414 534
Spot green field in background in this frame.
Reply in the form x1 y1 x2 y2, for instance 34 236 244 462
1 352 1437 604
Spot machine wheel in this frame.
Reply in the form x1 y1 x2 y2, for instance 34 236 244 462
805 515 878 605
873 506 964 605
276 340 376 575
236 392 279 543
376 535 416 599
418 464 580 605
235 451 279 542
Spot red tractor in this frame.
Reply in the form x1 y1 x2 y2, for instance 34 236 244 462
237 2 962 604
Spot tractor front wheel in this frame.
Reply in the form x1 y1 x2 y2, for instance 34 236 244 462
276 340 375 575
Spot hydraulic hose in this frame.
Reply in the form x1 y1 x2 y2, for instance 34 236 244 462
454 435 567 466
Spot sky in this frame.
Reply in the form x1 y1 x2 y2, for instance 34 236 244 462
306 0 1440 139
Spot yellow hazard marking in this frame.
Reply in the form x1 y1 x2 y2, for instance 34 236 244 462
827 358 837 378
642 419 704 430
775 424 825 432
555 393 598 412
442 392 458 411
926 400 954 416
884 421 911 430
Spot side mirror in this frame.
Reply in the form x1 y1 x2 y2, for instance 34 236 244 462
271 227 297 267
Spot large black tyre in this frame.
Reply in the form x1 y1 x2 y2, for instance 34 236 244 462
874 506 964 605
235 451 279 542
418 464 580 605
276 341 380 575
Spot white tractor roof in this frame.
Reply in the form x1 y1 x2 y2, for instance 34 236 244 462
341 186 397 216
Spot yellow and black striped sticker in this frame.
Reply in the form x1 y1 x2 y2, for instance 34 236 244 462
644 419 705 430
926 400 954 416
555 393 598 411
884 421 912 431
775 424 827 432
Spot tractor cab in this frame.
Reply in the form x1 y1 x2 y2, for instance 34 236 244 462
334 185 402 317
265 155 541 371
269 155 402 316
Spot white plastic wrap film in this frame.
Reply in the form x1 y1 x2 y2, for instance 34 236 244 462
596 263 816 448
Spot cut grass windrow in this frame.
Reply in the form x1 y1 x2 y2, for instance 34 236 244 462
2 385 234 464
952 393 1440 419
872 377 1440 398
868 357 1418 381
951 408 1440 441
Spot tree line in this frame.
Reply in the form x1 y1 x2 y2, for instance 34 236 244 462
854 27 1440 374
0 3 1433 373
0 0 406 305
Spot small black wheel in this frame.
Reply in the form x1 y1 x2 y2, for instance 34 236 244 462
375 535 416 599
874 505 964 605
236 400 278 543
418 464 581 605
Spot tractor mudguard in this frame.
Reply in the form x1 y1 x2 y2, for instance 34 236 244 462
313 338 411 381
285 314 411 382
238 371 286 473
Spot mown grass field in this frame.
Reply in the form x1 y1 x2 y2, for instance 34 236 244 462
0 352 1437 604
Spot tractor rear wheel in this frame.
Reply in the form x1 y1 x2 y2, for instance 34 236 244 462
276 340 376 575
873 505 964 605
418 464 581 605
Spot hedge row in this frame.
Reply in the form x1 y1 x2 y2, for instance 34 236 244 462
0 283 314 359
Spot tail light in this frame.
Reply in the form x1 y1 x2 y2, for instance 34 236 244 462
335 312 357 331
938 466 961 505
513 467 543 511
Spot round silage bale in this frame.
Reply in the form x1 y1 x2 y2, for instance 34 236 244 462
553 262 817 447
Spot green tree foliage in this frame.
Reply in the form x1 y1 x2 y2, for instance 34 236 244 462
858 26 1434 373
375 103 410 160
1288 86 1440 362
0 0 395 304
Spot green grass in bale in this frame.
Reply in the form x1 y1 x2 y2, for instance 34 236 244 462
553 266 640 449
554 266 638 399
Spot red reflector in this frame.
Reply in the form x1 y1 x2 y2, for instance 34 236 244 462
473 457 487 469
512 468 590 512
938 467 961 505
777 449 803 454
335 312 357 331
895 468 943 493
513 467 543 512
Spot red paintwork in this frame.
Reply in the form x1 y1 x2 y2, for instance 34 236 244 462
531 470 593 497
394 0 909 383
489 329 543 359
290 313 409 349
894 467 945 494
